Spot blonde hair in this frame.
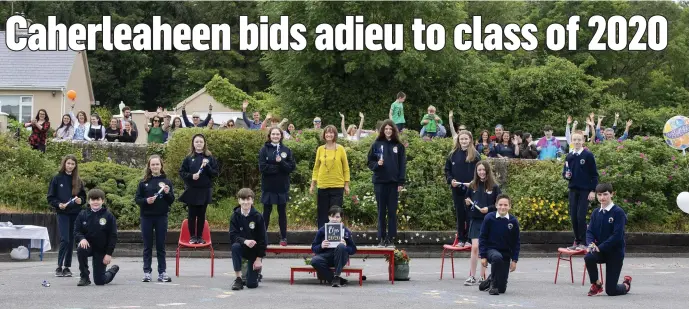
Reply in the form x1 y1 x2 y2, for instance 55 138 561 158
451 130 479 162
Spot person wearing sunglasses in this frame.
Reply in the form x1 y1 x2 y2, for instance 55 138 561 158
146 115 168 144
181 103 213 128
313 117 322 129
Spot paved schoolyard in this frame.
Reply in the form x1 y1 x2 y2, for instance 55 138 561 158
0 255 687 309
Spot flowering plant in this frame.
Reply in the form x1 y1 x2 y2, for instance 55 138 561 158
385 249 410 264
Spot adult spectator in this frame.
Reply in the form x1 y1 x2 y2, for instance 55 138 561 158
181 104 213 128
490 125 504 142
105 119 121 142
28 109 50 152
241 99 262 130
53 114 75 141
117 106 138 133
536 125 561 160
313 117 322 130
310 125 351 229
85 114 106 142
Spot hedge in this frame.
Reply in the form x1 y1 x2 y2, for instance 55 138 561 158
1 129 688 232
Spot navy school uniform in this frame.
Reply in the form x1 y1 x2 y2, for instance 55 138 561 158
585 204 629 296
47 172 86 269
134 174 175 275
465 181 501 239
562 148 599 245
229 206 267 288
258 142 296 240
179 152 219 238
494 143 517 158
310 225 357 283
367 139 407 240
479 212 520 293
444 148 480 243
74 206 118 285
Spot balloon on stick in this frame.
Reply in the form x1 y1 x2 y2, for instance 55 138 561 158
67 90 77 101
676 192 689 214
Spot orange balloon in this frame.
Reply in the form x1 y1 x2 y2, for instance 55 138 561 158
67 90 76 100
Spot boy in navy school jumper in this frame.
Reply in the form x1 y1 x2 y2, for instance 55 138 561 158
74 189 120 286
311 206 357 287
229 188 267 291
479 194 520 295
585 183 632 296
444 130 481 248
563 130 599 250
47 154 87 278
367 119 406 247
134 155 175 283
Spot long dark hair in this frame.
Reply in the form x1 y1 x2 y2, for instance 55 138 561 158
469 160 498 191
90 114 103 126
188 133 212 156
59 154 83 196
143 155 166 182
35 109 49 122
376 119 400 143
57 114 73 130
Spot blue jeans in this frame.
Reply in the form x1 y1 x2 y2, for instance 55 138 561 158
231 243 260 288
141 215 168 274
57 213 78 268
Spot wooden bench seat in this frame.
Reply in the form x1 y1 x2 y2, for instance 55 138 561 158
290 265 363 286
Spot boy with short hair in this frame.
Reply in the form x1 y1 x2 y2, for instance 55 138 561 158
229 188 267 290
563 130 599 251
74 189 119 286
311 206 357 287
585 183 632 296
389 92 406 132
479 194 520 295
536 125 561 160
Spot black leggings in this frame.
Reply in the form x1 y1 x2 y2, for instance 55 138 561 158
263 203 287 239
187 205 208 238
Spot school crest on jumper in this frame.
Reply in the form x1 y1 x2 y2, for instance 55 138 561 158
281 152 287 158
508 223 513 230
249 222 255 229
393 146 398 153
608 217 614 223
99 218 106 226
60 184 63 187
580 159 585 165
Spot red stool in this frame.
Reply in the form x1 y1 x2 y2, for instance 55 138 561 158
554 247 603 286
439 234 471 279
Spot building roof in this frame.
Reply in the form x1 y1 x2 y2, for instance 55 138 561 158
0 31 79 89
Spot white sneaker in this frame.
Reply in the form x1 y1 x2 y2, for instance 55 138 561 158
464 276 477 286
142 272 152 282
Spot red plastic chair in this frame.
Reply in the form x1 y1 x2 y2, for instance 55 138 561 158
554 247 603 285
439 234 471 279
176 219 214 278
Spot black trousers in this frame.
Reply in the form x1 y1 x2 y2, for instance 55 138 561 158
57 213 78 268
263 203 287 240
310 244 350 283
568 189 589 244
141 215 167 274
187 205 208 238
231 243 260 288
374 183 399 240
317 188 344 229
77 247 115 285
585 251 628 296
486 249 512 293
451 186 469 242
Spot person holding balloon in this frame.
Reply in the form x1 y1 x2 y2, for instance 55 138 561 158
135 155 174 282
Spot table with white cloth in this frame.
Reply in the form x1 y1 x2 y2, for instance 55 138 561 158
0 225 51 261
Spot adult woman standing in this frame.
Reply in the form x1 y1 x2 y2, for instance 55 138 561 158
367 119 406 247
47 154 86 277
146 115 167 144
28 109 50 152
53 114 75 141
179 134 219 244
259 127 296 246
310 125 351 229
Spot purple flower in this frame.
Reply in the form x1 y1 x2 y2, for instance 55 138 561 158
617 145 624 150
624 199 629 203
672 156 676 161
675 165 679 169
640 153 645 159
643 136 649 141
601 170 607 175
295 138 300 142
669 175 673 180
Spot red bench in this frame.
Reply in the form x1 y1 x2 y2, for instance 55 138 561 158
290 265 363 286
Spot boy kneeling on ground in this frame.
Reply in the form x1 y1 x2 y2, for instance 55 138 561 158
230 188 267 290
479 194 520 295
75 189 120 286
311 206 357 287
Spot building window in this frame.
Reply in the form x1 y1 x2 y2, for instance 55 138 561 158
0 95 33 123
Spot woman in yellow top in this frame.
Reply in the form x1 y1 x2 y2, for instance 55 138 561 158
310 125 351 228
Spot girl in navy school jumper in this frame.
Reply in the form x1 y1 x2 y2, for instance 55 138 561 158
562 130 599 250
135 155 175 283
463 160 501 286
47 154 87 278
179 134 219 245
479 194 520 295
367 119 407 248
584 183 632 297
258 127 296 246
444 130 480 247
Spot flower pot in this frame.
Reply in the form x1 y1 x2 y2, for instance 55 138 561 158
394 263 410 281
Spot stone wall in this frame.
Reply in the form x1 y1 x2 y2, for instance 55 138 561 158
49 140 151 168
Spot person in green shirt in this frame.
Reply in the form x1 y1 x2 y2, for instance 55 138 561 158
389 92 406 131
420 105 443 138
146 116 167 144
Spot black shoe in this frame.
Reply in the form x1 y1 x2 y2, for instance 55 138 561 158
377 240 385 248
77 277 91 286
189 237 198 244
332 275 342 287
55 267 63 277
383 238 391 247
197 237 207 245
108 265 120 281
339 276 349 286
479 275 492 291
232 277 244 290
258 273 263 282
62 267 72 277
489 287 500 295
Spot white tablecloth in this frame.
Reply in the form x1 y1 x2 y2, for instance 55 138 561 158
0 225 52 251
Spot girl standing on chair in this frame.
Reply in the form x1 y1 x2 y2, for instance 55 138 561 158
444 130 480 248
179 134 218 244
47 154 86 278
463 160 501 286
135 155 175 282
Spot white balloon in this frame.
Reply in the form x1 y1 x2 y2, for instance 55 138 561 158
676 192 689 214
